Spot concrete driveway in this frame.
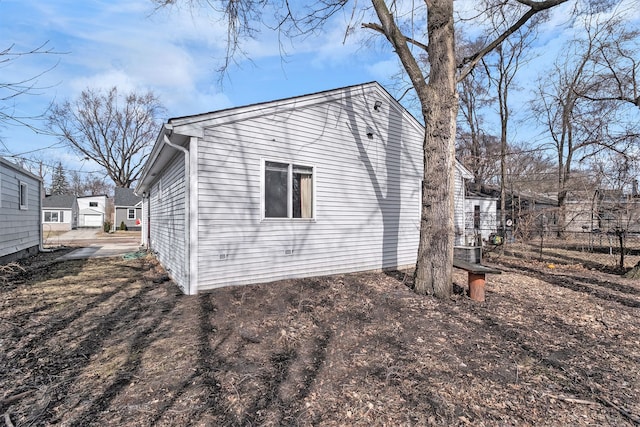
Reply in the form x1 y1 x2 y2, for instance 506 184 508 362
52 228 102 242
45 228 143 260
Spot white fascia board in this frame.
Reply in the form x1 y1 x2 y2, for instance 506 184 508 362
135 125 168 195
455 161 474 180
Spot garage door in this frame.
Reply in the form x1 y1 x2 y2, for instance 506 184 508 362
84 214 103 227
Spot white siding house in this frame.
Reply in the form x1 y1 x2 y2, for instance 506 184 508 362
464 195 499 243
136 82 471 294
0 156 42 263
77 195 107 228
454 163 474 244
42 194 78 232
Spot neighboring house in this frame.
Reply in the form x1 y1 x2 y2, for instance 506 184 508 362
564 199 598 233
114 187 142 230
136 82 472 295
465 188 498 243
454 163 474 244
42 194 78 232
469 183 557 234
568 188 640 234
77 195 108 228
0 156 42 263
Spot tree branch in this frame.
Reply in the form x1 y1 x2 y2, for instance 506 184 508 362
361 22 429 52
457 0 569 82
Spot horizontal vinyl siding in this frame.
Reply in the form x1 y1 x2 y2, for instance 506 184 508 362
194 86 423 290
115 207 142 229
148 153 187 292
454 172 466 245
0 164 41 258
465 199 498 241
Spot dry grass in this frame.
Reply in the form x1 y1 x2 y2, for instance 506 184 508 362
1 245 639 426
0 262 25 284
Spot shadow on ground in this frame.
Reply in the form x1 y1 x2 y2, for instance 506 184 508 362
1 249 639 426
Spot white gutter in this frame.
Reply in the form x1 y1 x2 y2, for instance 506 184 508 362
161 131 196 295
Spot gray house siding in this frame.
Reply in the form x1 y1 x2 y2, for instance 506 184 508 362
114 187 143 230
147 153 188 292
115 206 142 230
194 87 422 290
0 157 42 262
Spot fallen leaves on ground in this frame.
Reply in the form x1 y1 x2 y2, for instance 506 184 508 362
0 244 639 426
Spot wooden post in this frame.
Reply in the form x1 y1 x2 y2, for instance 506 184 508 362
468 273 486 302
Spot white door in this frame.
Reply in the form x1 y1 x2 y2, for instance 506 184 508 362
84 214 102 227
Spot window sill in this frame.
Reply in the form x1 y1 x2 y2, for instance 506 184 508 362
261 218 316 223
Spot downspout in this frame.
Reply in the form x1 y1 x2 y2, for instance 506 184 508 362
140 191 149 248
38 182 54 253
161 130 195 295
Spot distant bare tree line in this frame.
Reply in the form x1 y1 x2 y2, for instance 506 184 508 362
456 7 639 232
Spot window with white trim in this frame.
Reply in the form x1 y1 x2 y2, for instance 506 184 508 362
128 209 136 219
19 182 28 210
44 210 64 223
264 161 313 219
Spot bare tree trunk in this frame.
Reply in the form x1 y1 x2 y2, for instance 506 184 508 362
413 1 456 297
616 229 625 270
500 118 507 252
370 0 456 298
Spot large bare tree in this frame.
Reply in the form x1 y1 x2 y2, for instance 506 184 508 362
482 8 538 245
581 17 640 110
48 87 165 188
154 0 612 298
456 37 495 188
532 16 638 236
69 170 113 197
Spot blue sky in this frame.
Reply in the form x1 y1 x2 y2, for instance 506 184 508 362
0 0 397 176
1 0 638 182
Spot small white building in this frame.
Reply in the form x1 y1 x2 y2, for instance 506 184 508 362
464 194 499 243
136 82 471 294
42 194 78 231
77 195 107 228
0 156 42 263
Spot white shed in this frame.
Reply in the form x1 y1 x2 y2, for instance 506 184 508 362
0 156 42 263
77 195 107 228
136 82 471 294
464 195 499 243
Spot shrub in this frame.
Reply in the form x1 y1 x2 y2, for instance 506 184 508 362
103 221 112 233
119 221 128 231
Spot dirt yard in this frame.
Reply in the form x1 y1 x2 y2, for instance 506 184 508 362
1 244 639 426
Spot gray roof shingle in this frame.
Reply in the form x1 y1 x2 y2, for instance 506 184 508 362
114 187 142 207
43 194 77 209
